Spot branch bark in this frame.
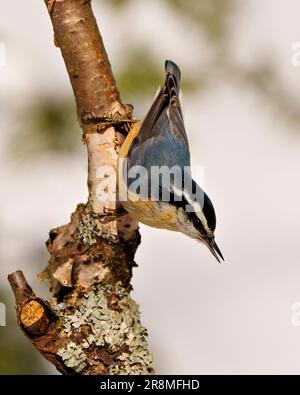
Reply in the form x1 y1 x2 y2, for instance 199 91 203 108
8 0 153 375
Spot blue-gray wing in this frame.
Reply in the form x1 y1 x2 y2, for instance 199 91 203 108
127 60 191 172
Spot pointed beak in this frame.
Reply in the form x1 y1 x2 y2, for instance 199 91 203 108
204 238 224 263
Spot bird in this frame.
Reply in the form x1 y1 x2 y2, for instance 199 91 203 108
118 60 224 263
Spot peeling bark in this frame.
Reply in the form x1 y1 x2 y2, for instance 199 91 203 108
8 0 153 375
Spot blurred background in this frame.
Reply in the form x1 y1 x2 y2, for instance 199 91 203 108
1 0 300 374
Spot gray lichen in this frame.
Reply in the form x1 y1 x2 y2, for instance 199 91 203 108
56 283 154 374
77 210 118 245
57 342 87 372
77 212 102 246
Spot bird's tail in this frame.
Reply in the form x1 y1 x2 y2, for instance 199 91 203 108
165 60 181 94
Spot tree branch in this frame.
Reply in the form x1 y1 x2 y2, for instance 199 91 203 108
47 0 133 216
8 0 153 375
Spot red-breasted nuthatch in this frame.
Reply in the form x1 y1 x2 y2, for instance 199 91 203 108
119 60 224 262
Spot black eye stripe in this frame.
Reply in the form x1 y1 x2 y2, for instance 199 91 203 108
169 187 216 234
168 191 207 235
188 211 207 235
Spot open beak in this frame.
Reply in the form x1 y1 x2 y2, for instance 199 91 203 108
204 238 224 263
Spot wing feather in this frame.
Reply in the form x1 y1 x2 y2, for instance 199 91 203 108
128 61 190 170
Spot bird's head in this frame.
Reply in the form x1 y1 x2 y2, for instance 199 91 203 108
173 180 224 263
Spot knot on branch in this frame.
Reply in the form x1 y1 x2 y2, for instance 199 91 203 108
40 204 140 299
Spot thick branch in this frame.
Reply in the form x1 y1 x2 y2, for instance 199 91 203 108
46 0 135 215
8 0 153 375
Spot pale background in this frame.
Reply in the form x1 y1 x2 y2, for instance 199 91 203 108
1 0 300 374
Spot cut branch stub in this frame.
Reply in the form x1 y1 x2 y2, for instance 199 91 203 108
8 270 35 308
19 299 54 337
8 271 154 375
8 271 56 338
